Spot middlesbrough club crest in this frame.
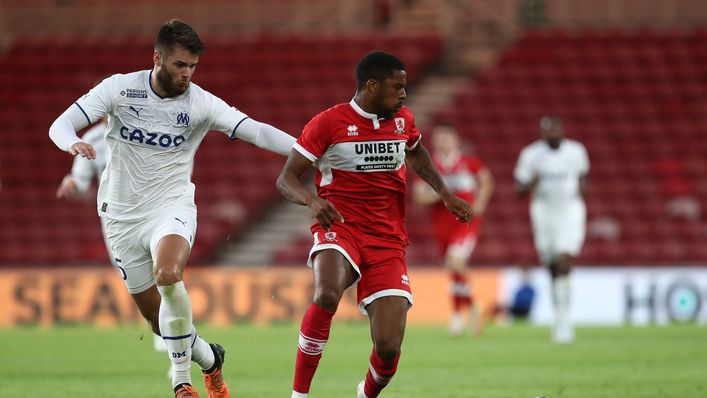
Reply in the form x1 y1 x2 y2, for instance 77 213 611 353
394 117 405 134
324 231 337 242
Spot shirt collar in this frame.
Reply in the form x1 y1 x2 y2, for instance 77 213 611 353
349 99 384 129
349 99 378 120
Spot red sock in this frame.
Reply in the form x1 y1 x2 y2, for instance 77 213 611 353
451 272 472 311
292 303 335 394
363 348 400 398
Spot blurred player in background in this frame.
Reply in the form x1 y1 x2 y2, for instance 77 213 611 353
514 116 590 344
56 117 173 378
490 266 536 325
49 19 295 398
412 122 493 337
56 119 106 199
276 51 472 398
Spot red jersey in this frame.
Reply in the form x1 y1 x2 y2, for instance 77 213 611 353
430 152 485 219
294 100 422 247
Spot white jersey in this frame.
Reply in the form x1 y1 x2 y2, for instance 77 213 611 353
514 139 589 206
71 122 107 193
74 70 249 221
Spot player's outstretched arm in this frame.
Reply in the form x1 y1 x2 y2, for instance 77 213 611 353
49 105 96 159
276 150 343 230
232 118 295 156
406 143 472 224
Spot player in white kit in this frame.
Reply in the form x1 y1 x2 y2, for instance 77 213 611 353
513 116 589 344
49 19 295 398
56 118 174 378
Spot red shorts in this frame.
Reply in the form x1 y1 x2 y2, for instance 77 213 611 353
307 223 412 315
433 215 481 261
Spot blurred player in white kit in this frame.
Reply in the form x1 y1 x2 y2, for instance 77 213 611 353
514 116 589 344
49 19 295 398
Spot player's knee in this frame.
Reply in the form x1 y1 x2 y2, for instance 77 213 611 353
313 288 343 313
154 264 183 286
374 340 401 361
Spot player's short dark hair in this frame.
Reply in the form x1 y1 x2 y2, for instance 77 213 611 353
356 51 405 90
155 19 205 56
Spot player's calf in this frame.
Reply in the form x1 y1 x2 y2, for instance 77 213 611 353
361 347 401 398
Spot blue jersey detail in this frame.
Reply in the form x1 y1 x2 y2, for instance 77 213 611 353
229 117 251 140
74 102 91 125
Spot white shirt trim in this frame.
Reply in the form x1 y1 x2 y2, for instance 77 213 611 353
294 142 318 162
359 289 413 315
349 99 381 129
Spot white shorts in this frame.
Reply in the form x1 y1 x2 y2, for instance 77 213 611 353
102 204 197 294
530 199 586 264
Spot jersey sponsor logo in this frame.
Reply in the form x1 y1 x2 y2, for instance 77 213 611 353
346 125 359 136
353 141 405 171
129 106 143 118
123 88 148 98
119 126 185 148
394 117 405 134
176 112 190 127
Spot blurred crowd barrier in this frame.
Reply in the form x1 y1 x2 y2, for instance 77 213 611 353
2 266 705 328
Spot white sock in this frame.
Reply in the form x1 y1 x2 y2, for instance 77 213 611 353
190 325 216 371
153 333 167 352
291 391 308 398
158 281 193 388
552 276 571 330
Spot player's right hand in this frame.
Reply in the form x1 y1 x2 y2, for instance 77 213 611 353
70 141 96 159
56 175 78 199
307 197 344 231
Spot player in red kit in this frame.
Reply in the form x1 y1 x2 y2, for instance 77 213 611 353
276 52 472 398
413 123 494 336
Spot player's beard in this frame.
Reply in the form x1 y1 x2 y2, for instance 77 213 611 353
155 68 188 97
546 137 562 149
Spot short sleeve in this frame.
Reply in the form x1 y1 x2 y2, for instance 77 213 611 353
74 76 115 124
514 146 535 184
294 112 332 162
204 92 249 139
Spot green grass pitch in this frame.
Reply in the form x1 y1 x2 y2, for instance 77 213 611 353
1 323 705 397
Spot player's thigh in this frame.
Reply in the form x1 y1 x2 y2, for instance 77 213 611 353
530 203 555 264
148 204 197 283
556 201 587 257
103 218 156 295
312 250 359 295
366 295 409 351
309 224 363 293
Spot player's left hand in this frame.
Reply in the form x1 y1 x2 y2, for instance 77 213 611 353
70 141 96 159
442 192 473 224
